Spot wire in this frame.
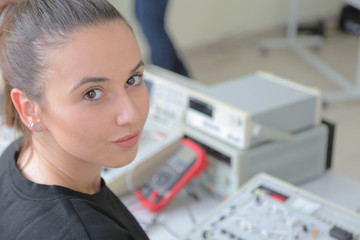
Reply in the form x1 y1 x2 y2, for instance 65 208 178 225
356 206 360 215
160 222 181 239
129 203 145 213
186 205 197 225
125 166 136 192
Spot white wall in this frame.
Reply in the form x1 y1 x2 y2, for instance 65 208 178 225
109 0 342 58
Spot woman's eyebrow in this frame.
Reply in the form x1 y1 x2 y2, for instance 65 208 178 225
70 77 109 93
70 61 144 93
130 60 144 74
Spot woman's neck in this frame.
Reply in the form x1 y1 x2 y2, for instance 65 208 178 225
17 139 102 195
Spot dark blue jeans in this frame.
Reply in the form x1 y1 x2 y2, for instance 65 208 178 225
135 0 190 77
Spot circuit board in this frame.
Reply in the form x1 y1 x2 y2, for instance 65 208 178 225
181 173 360 240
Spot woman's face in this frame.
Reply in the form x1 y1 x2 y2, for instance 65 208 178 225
41 21 149 168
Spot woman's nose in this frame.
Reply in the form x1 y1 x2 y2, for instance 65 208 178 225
115 94 141 127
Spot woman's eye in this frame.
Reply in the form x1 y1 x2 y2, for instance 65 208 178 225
84 89 102 101
126 74 142 87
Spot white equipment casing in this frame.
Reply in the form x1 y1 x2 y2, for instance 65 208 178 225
144 65 205 128
183 123 329 197
185 71 322 150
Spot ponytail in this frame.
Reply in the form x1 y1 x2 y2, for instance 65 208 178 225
0 1 22 32
1 1 15 128
0 0 23 130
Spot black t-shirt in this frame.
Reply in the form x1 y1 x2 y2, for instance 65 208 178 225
0 139 149 240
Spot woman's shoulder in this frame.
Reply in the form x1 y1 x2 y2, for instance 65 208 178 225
61 196 143 239
67 196 146 239
0 196 138 240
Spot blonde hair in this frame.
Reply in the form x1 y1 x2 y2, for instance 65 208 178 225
0 0 127 149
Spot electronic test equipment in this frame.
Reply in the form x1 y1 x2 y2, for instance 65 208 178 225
101 65 332 198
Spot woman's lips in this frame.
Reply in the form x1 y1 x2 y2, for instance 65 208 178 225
113 132 140 148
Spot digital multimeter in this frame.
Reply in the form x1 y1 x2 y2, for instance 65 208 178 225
135 138 208 212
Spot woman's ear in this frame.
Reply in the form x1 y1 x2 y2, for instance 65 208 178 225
10 88 45 131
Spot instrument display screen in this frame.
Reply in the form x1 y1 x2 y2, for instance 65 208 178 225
189 97 213 118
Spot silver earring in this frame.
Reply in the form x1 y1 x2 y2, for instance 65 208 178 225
35 125 42 131
28 122 34 128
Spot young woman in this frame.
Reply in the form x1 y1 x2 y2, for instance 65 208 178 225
0 0 149 239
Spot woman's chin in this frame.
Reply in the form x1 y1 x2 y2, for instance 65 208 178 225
106 150 139 169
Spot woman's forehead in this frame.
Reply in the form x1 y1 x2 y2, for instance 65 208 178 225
45 21 141 84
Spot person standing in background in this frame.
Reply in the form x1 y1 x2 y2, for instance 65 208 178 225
135 0 191 77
